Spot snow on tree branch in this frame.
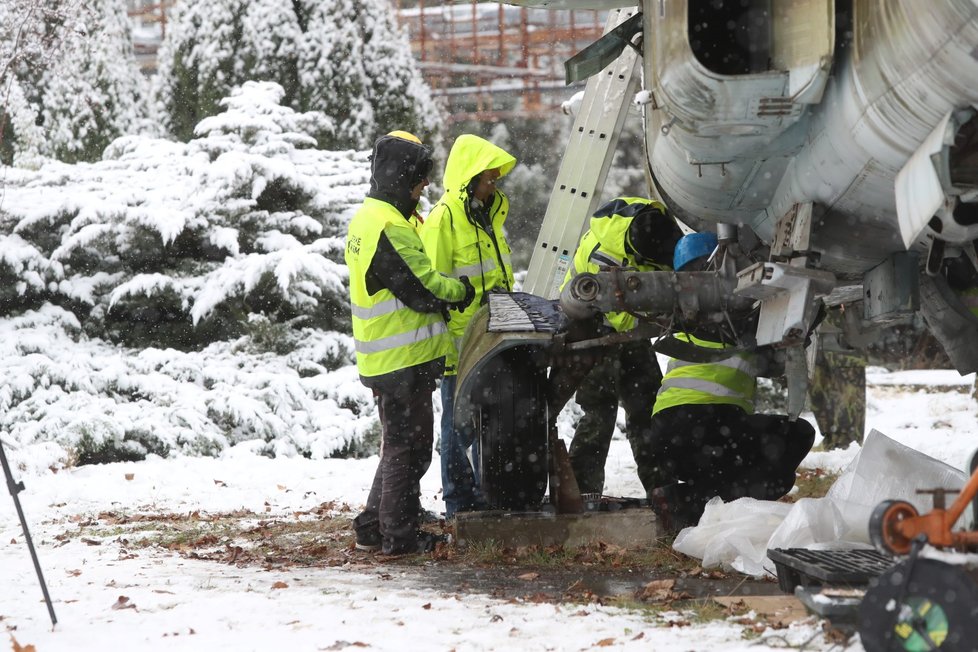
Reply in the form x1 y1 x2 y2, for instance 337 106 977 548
0 82 377 462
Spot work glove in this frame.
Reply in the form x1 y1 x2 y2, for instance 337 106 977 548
451 276 476 313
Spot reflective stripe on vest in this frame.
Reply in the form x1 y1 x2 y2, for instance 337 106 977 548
590 249 623 268
346 197 455 378
653 334 756 415
658 376 751 401
666 355 754 375
350 296 408 320
453 259 496 278
354 320 448 354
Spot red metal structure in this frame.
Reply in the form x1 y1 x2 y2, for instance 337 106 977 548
126 1 603 121
394 1 604 122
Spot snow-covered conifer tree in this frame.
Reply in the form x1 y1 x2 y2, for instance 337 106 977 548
152 0 303 142
0 0 144 165
295 0 374 150
38 0 146 163
0 82 377 462
359 0 441 148
0 0 81 164
154 0 442 150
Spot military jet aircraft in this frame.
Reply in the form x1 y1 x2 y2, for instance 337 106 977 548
455 0 978 512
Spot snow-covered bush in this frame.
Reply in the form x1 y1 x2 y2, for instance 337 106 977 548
0 305 377 464
2 81 365 348
0 82 379 464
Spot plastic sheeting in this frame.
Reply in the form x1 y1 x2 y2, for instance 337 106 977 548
673 430 969 577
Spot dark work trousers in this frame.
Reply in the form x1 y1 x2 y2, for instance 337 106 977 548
439 374 482 518
568 340 663 495
353 364 438 553
648 403 816 526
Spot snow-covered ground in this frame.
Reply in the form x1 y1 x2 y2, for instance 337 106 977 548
1 368 975 651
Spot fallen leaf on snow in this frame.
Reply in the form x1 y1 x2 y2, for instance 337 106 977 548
422 603 432 610
322 643 369 650
271 581 289 589
111 596 136 611
213 479 226 487
595 638 616 646
124 473 135 481
10 635 37 652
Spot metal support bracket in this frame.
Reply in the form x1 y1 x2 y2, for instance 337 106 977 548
735 262 836 347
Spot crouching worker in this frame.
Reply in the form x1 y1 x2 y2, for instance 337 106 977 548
347 131 475 555
648 231 815 531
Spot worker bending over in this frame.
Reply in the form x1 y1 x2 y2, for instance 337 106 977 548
648 231 815 531
562 197 683 496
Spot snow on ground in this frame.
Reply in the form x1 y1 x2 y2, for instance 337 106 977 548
1 369 976 651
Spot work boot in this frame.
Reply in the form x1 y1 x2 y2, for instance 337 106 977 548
649 484 700 535
381 531 452 555
354 528 382 553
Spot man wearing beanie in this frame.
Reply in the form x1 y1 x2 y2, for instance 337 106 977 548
347 131 475 555
420 134 517 518
559 196 683 498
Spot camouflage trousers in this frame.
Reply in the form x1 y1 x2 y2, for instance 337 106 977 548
809 350 866 450
568 340 663 495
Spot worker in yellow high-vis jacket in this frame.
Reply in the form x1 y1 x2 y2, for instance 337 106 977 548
420 134 517 518
347 131 475 555
560 197 683 497
647 232 815 532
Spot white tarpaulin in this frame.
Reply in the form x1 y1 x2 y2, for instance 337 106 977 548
672 430 969 576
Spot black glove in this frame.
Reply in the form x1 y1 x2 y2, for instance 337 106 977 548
451 276 476 312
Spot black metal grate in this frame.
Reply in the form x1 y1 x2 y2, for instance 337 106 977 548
767 548 896 593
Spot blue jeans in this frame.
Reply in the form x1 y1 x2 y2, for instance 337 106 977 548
440 375 482 518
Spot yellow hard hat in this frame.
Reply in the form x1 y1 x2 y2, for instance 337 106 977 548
387 130 422 145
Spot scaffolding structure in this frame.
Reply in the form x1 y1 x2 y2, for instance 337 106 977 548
125 1 604 121
395 2 604 122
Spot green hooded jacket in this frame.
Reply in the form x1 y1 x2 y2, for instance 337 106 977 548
420 135 518 374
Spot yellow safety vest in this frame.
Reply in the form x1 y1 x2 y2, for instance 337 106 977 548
561 197 673 333
653 333 757 415
421 135 517 373
346 197 459 378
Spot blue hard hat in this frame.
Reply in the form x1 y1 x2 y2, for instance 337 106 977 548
673 232 718 271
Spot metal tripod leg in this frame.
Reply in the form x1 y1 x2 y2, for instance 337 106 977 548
1 437 57 626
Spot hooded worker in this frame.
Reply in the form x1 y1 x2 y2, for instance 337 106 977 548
347 131 475 555
419 134 517 518
558 196 684 497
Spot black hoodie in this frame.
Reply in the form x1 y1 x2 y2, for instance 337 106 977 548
367 134 433 219
362 134 450 319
